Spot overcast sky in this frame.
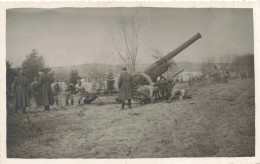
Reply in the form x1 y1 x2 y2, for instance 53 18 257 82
6 8 253 67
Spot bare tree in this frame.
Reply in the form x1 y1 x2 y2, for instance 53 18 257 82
200 57 216 75
231 54 254 78
150 47 164 60
112 9 147 73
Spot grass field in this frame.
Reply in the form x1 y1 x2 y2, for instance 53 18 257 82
7 79 255 158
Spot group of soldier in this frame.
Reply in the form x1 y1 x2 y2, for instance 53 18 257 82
117 67 188 109
11 69 89 114
11 66 188 113
12 69 54 113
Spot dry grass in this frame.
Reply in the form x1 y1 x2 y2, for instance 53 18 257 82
7 79 255 158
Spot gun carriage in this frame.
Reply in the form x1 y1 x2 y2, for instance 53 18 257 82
195 71 212 82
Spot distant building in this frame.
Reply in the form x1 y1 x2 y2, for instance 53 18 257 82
174 71 202 82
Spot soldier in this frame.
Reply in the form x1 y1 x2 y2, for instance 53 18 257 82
65 82 75 106
188 76 193 87
137 84 158 104
168 83 191 101
12 70 30 113
118 67 132 109
30 77 38 109
52 80 61 106
155 79 174 100
37 69 54 111
76 79 86 105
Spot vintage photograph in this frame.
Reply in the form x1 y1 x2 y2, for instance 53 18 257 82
6 7 254 158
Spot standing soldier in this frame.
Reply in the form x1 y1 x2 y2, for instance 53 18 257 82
30 77 38 109
52 80 61 106
37 69 54 111
65 82 75 106
12 70 30 113
118 67 132 109
76 79 85 105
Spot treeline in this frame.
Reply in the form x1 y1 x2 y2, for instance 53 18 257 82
230 54 254 78
200 53 254 79
7 49 117 96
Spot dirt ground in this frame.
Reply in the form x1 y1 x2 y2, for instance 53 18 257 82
7 79 255 158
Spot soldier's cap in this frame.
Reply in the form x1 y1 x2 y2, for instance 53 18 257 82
122 67 127 70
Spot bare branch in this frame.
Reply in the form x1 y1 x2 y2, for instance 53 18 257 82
111 9 147 73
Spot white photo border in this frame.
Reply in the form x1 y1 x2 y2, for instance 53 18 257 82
0 1 259 164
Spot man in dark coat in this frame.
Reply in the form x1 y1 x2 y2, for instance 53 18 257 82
12 70 30 113
118 67 132 109
37 70 54 111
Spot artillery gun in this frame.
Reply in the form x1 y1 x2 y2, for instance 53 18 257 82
132 33 202 102
195 71 212 82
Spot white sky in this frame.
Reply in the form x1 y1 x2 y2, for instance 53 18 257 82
6 8 254 67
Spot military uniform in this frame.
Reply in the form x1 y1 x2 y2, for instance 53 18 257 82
169 83 191 101
137 85 155 103
76 82 85 104
118 70 132 109
12 75 30 113
65 84 75 105
30 80 38 108
37 72 54 110
51 82 60 106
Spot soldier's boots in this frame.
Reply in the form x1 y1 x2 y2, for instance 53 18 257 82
128 99 132 109
44 106 50 112
78 100 81 105
71 100 74 105
22 107 26 114
121 100 132 109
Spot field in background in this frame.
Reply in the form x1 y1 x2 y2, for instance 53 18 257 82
7 79 255 158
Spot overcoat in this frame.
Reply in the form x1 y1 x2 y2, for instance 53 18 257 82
30 81 38 108
12 75 30 109
37 73 54 106
118 71 132 100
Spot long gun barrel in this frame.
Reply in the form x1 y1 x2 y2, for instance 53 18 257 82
144 33 202 81
172 69 184 78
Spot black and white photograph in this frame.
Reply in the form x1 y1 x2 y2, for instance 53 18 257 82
4 5 255 160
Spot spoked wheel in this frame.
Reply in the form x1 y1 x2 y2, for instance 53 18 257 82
131 72 153 103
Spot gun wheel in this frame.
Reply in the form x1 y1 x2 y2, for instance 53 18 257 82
131 72 153 103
